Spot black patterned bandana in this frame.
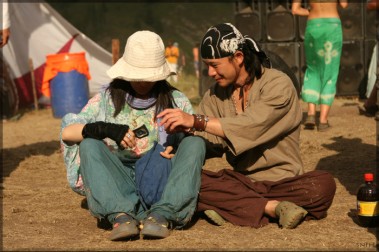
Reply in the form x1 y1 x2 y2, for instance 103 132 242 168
200 23 266 61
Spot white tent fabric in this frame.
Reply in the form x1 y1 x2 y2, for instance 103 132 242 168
2 2 112 107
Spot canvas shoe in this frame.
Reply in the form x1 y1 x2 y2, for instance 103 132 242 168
275 201 308 229
204 210 226 226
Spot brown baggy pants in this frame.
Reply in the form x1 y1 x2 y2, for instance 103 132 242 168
197 169 336 228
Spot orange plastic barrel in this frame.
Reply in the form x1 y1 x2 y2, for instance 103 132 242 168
42 52 91 118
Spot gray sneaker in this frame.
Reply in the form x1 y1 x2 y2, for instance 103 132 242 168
141 213 170 239
108 214 139 241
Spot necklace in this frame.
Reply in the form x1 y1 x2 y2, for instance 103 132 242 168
231 85 250 114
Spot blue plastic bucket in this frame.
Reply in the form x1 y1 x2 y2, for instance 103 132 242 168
50 70 89 118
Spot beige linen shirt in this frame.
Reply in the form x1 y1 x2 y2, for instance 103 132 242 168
197 68 304 182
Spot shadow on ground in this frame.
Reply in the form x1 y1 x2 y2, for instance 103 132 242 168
315 136 377 195
2 140 60 178
315 136 378 237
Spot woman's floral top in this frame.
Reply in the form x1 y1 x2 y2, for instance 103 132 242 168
60 89 193 195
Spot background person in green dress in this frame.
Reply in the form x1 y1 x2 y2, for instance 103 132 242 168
292 0 348 131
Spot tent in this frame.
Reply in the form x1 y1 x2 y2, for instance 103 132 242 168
1 1 112 116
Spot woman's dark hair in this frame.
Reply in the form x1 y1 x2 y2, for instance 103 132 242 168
107 79 178 119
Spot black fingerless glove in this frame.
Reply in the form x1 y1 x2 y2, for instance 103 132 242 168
82 122 129 146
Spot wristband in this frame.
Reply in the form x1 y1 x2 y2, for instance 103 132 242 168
192 114 208 132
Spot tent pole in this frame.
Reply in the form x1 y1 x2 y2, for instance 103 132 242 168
29 58 39 111
112 39 120 65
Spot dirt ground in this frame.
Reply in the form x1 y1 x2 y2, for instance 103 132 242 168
2 98 378 251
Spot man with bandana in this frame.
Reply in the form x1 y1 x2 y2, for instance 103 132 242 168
157 23 336 229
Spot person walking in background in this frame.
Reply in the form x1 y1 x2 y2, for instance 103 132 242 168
157 23 336 230
174 42 186 79
193 43 200 79
292 0 348 131
1 0 11 47
359 0 379 119
165 40 179 83
60 31 205 241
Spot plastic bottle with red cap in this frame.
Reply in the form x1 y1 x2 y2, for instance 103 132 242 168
356 173 379 227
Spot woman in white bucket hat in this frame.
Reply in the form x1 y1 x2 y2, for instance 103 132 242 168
60 31 205 241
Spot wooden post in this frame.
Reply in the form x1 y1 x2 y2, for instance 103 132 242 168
112 39 120 65
29 58 39 111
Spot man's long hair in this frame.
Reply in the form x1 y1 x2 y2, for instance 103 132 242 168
107 79 178 119
239 43 271 85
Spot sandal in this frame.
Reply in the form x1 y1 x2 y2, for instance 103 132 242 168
108 213 139 241
364 103 379 116
204 210 226 226
275 201 308 229
359 103 379 117
141 213 170 239
318 122 331 132
304 115 316 129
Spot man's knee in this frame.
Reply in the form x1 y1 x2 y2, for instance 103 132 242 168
310 170 337 202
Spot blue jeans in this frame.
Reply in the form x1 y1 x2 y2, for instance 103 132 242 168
79 136 205 228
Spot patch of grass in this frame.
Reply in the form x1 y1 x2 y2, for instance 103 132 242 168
171 72 202 108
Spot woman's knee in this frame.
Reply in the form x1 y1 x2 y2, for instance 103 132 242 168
79 138 105 157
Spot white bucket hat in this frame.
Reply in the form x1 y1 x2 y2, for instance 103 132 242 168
107 30 175 82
